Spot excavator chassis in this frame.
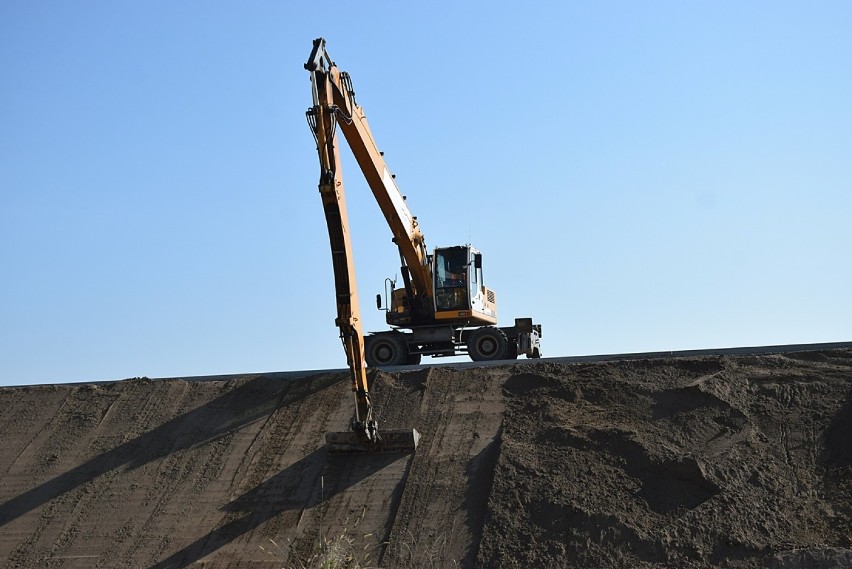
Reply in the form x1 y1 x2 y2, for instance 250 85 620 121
365 318 542 367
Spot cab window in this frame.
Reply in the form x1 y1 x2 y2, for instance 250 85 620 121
434 248 469 310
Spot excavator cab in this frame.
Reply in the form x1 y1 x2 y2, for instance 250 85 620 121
433 245 497 325
384 245 498 327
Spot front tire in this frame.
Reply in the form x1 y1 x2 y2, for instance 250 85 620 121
365 333 408 367
467 327 508 361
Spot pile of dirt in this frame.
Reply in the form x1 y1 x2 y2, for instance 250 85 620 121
0 349 850 568
477 352 852 568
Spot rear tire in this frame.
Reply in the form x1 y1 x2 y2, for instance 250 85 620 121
467 327 508 361
365 334 408 367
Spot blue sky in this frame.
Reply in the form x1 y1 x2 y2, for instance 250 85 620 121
2 2 850 385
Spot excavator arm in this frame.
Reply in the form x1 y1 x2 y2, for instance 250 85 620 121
305 41 377 446
305 38 419 452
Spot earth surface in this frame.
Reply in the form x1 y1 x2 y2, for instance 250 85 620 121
1 348 850 568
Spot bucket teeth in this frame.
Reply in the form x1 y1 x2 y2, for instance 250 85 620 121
326 428 420 453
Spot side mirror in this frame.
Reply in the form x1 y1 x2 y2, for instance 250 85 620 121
376 293 383 310
474 253 482 269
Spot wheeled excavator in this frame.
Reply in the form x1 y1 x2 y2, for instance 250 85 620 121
305 38 541 452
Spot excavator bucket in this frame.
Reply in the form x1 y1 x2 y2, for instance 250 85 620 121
326 428 421 453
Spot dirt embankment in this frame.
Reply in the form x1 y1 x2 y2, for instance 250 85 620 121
478 351 852 568
0 349 850 568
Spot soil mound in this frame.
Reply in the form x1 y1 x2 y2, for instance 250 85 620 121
1 349 850 568
478 353 852 567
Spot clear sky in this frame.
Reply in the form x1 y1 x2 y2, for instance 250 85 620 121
2 2 850 386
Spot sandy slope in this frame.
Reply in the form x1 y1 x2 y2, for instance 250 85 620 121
0 349 850 568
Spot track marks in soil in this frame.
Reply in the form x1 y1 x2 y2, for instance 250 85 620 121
0 374 353 568
381 366 507 568
148 373 353 568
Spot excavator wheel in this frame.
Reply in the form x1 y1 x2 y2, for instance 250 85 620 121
365 333 408 367
467 326 509 361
